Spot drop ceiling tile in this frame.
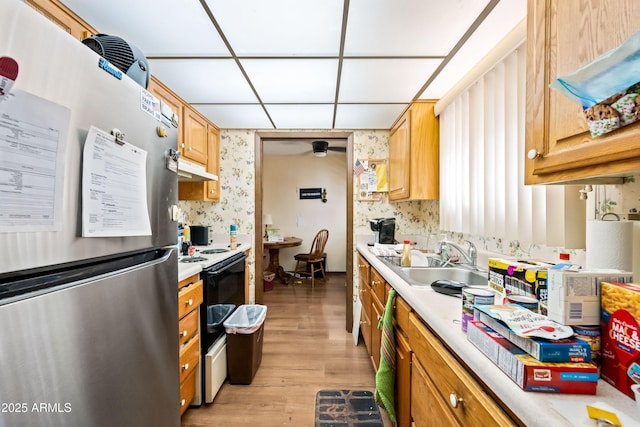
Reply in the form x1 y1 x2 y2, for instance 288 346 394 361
419 0 527 99
194 104 273 129
148 59 257 103
60 0 229 56
240 59 338 103
344 0 491 56
266 104 334 129
335 104 408 129
205 0 343 55
340 59 442 103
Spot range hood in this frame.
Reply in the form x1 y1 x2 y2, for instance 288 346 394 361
177 159 218 182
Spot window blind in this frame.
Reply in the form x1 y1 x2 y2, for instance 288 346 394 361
439 45 585 248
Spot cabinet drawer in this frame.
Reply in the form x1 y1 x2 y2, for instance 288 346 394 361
178 279 203 318
394 294 411 335
179 334 200 384
178 308 199 346
408 313 515 427
179 369 197 416
370 268 385 304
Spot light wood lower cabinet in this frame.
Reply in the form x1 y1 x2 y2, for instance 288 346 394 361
407 312 516 427
395 326 412 427
178 273 203 416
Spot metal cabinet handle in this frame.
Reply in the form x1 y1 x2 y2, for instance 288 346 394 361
181 330 188 337
180 399 186 407
186 299 193 306
527 149 541 160
358 264 366 268
449 393 463 409
182 363 189 371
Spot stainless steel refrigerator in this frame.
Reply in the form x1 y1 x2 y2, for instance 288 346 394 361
0 2 180 426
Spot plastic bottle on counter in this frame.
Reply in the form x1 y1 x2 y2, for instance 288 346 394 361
230 224 237 250
401 239 411 267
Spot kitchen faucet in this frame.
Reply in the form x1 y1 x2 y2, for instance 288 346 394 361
438 239 477 268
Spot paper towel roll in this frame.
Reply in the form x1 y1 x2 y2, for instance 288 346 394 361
585 219 633 271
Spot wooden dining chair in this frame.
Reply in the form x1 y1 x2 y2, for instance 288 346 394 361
290 229 329 289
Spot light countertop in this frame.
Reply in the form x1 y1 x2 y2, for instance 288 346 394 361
178 242 251 282
357 243 639 427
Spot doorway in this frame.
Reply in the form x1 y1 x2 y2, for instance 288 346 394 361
254 131 354 332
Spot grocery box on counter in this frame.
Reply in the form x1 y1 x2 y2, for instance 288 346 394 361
600 281 640 400
467 320 599 394
487 258 553 303
474 305 592 363
546 269 633 326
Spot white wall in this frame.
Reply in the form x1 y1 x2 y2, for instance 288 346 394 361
263 153 347 272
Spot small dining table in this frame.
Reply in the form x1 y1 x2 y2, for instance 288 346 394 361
264 237 303 284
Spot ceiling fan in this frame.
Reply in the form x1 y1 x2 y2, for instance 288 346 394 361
310 140 346 157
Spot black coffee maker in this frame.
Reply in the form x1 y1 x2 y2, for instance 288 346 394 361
369 218 396 244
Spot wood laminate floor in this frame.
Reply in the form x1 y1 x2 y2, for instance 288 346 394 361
181 273 392 427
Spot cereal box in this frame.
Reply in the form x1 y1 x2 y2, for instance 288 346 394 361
467 320 598 394
487 258 552 302
600 281 640 400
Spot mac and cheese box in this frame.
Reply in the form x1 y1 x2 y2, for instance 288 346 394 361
600 281 640 400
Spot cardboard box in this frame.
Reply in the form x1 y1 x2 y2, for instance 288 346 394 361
600 281 640 399
487 258 552 302
546 270 633 326
474 307 592 362
467 320 598 394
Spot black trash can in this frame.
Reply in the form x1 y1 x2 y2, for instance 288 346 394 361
223 304 267 385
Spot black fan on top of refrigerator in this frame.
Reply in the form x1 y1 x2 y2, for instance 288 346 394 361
82 33 150 89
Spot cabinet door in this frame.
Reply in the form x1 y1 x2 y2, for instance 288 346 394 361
396 329 412 427
360 292 372 354
148 77 183 150
183 106 208 165
389 111 411 200
411 356 461 427
526 0 640 183
408 314 516 427
205 125 220 201
371 298 383 371
27 0 94 40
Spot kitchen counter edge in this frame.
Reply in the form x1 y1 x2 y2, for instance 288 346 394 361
356 243 637 427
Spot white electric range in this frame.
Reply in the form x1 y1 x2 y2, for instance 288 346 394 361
178 242 250 269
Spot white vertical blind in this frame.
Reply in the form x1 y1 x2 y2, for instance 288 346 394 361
440 45 582 247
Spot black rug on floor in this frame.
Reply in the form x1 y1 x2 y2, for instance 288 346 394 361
314 390 383 427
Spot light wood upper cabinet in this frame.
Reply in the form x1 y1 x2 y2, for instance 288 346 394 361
206 125 221 201
183 106 208 166
525 0 640 184
178 123 221 201
147 77 183 150
27 0 94 41
389 101 439 201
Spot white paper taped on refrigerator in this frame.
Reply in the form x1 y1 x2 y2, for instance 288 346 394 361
81 125 151 237
0 89 69 233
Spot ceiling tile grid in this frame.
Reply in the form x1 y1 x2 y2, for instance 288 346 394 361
60 0 526 130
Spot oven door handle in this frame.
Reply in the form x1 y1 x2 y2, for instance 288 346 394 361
206 253 247 275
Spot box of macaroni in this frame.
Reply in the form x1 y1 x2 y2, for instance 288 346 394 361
467 320 598 394
600 281 640 400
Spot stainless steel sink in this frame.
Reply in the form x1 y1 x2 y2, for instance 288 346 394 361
399 267 488 287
